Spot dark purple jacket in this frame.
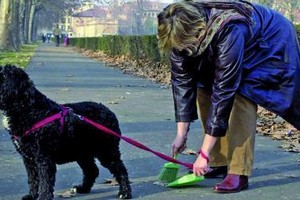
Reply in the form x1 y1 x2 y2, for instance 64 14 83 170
171 3 300 137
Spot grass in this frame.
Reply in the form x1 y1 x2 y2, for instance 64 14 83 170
0 43 38 68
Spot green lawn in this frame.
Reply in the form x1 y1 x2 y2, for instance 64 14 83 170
0 44 38 68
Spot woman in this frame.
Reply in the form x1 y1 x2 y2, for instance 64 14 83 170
157 0 300 193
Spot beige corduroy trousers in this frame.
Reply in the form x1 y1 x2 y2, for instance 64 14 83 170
197 88 257 176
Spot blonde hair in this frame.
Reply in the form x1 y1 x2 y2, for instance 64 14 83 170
157 1 206 56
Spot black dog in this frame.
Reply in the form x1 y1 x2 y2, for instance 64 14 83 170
0 65 132 200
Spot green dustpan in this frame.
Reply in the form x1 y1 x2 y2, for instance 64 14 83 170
167 174 204 187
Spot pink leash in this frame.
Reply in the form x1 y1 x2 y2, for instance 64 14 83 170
20 108 194 169
81 116 193 169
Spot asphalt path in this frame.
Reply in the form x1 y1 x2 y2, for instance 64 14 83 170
0 42 299 200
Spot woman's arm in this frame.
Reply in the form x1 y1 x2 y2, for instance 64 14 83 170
193 23 248 175
171 122 190 156
170 50 199 122
205 23 247 137
193 134 217 176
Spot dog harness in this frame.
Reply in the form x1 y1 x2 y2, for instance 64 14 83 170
13 106 194 169
12 106 70 141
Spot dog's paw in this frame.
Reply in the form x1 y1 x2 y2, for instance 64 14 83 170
72 185 91 194
118 191 132 199
21 194 35 200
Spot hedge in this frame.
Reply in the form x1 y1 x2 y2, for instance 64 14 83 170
69 35 163 63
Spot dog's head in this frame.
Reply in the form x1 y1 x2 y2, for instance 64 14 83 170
0 65 34 110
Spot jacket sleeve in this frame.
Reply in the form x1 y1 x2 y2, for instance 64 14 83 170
206 23 246 137
170 50 199 122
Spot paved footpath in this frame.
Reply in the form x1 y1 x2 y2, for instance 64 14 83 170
0 43 299 200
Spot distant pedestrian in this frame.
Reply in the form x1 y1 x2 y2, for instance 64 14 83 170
42 34 46 43
64 35 69 47
47 34 51 43
53 25 61 47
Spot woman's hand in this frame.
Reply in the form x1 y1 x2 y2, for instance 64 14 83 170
171 122 190 157
193 134 217 176
193 151 211 176
171 134 187 157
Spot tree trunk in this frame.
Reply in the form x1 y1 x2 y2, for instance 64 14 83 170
32 10 39 41
10 0 21 50
30 0 45 42
23 0 32 44
19 0 26 44
0 0 21 51
0 0 11 50
28 1 35 43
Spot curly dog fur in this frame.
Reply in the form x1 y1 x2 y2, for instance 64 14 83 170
0 65 132 200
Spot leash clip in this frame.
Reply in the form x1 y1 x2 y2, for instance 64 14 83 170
75 114 84 121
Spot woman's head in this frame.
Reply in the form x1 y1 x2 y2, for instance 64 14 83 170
157 0 206 56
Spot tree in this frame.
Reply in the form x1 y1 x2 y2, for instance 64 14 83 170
275 0 300 23
19 0 29 44
249 0 300 23
143 16 156 35
136 0 144 35
0 0 21 51
258 0 275 8
11 0 21 50
0 0 10 50
0 0 39 50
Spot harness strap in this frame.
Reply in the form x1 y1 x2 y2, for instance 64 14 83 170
81 116 194 169
12 107 70 140
24 107 69 137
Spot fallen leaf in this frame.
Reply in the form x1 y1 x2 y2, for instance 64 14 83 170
103 178 119 186
57 188 76 198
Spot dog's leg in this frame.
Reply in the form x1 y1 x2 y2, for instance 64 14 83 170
73 158 99 193
36 155 57 200
98 153 132 199
21 157 39 200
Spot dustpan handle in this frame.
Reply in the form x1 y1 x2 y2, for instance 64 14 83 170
82 116 194 169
